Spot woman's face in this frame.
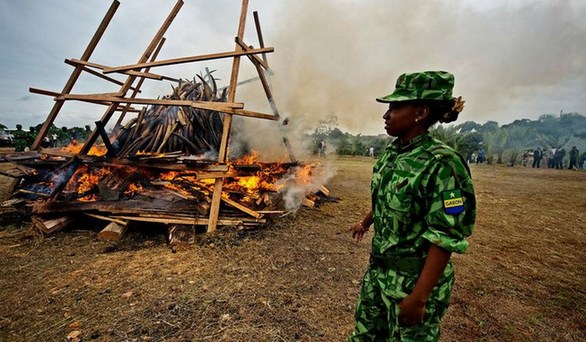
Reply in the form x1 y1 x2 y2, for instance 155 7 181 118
382 102 419 137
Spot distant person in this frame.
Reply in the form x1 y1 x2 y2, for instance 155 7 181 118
548 146 557 168
568 146 579 170
349 71 475 341
51 133 58 147
508 151 519 167
532 147 542 168
556 147 566 169
477 148 485 164
580 151 586 170
368 146 375 158
468 152 476 164
318 140 326 158
13 124 28 152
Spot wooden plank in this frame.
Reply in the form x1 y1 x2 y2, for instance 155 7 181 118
195 171 251 179
85 212 127 225
30 1 120 150
63 59 141 93
102 46 274 74
28 87 61 97
253 11 269 65
0 165 37 178
67 59 164 80
31 215 74 234
302 197 315 208
0 151 41 162
58 94 244 111
97 221 128 241
221 196 262 218
32 199 197 215
30 87 141 111
111 215 265 226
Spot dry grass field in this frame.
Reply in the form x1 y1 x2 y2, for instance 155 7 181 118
0 155 584 341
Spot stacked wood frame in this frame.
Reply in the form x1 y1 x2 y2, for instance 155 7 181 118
26 0 291 233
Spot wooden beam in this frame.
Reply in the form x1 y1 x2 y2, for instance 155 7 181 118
208 0 249 233
221 196 262 219
63 59 141 93
253 11 269 66
102 46 273 74
97 221 128 241
29 87 61 97
33 90 138 111
85 212 128 225
58 93 245 111
31 215 74 234
111 215 265 226
31 0 120 150
67 59 164 80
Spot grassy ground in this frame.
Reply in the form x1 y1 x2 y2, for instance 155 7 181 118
0 156 584 341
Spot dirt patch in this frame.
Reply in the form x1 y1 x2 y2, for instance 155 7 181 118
0 157 584 341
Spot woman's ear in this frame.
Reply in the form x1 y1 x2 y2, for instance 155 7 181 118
416 105 430 123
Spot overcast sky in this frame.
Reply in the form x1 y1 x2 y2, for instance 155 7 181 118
0 0 584 136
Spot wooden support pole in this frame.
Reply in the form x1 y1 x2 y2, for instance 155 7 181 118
31 0 120 150
208 0 249 233
253 12 295 162
102 46 273 74
253 11 269 66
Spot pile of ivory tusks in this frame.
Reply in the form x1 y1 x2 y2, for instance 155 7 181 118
115 73 227 158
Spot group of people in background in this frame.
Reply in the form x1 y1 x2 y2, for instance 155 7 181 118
522 146 586 170
466 146 584 170
522 146 583 170
467 148 486 164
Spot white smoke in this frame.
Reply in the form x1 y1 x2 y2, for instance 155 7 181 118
276 161 336 211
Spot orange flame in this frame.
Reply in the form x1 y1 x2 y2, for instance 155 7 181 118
61 141 108 156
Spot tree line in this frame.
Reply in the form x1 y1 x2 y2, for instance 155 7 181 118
305 112 586 164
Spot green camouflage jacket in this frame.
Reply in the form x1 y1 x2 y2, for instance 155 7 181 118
371 133 476 258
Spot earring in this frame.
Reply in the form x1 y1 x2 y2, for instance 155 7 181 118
415 118 419 123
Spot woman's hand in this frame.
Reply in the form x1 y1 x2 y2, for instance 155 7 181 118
398 294 426 326
350 221 369 242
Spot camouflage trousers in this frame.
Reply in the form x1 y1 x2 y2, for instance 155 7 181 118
349 261 455 342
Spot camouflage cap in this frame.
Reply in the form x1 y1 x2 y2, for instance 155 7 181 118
376 71 455 103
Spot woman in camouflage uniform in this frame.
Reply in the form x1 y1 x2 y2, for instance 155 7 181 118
349 71 476 341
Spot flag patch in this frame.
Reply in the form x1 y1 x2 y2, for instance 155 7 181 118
442 189 464 214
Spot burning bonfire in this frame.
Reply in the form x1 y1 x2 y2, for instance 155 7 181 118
0 0 336 244
0 78 334 243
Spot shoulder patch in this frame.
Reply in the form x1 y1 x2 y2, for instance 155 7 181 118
442 189 464 214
